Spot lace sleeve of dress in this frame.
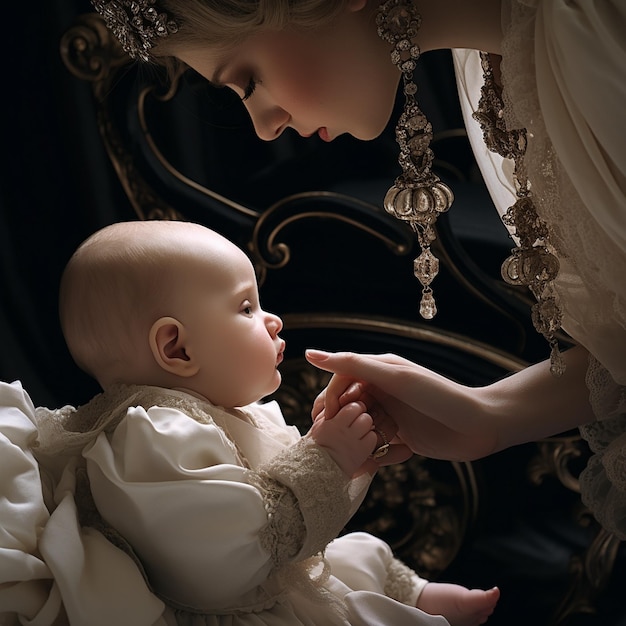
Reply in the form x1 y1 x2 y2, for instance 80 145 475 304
579 355 626 540
385 557 428 606
247 437 354 565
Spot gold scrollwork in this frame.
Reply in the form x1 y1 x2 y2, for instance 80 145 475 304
60 13 183 222
250 192 415 283
60 12 128 85
550 525 622 626
529 437 622 625
528 435 585 493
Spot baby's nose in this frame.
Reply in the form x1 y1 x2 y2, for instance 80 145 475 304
266 312 283 335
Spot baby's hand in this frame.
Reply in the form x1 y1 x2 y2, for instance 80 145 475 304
313 381 413 469
307 401 377 478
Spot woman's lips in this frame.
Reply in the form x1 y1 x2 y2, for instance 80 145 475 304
318 127 331 142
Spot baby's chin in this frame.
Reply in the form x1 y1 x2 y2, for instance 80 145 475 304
238 375 282 407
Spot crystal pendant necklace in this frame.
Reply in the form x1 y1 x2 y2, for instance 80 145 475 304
377 0 454 320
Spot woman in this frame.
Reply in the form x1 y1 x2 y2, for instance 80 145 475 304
91 0 626 539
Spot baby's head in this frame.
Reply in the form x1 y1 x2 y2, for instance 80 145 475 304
60 220 284 407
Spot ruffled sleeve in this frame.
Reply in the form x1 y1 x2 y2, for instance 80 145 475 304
501 0 626 541
254 437 359 561
579 356 626 540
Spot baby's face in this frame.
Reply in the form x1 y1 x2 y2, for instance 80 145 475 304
172 234 284 407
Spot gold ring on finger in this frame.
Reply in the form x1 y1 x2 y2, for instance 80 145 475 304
370 427 390 459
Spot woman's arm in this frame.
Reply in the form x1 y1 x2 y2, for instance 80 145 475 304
306 345 594 461
476 344 593 450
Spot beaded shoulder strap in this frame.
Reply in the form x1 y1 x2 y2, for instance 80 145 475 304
473 53 565 375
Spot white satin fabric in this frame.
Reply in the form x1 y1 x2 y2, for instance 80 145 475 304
453 0 626 538
0 381 443 626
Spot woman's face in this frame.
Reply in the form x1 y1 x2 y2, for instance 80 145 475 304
177 2 400 142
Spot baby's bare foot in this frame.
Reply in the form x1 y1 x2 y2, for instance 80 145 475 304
416 583 500 626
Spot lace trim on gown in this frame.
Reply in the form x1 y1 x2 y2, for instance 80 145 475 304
258 437 354 560
384 557 427 605
579 356 626 540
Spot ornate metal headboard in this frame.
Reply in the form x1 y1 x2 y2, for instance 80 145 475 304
60 13 622 625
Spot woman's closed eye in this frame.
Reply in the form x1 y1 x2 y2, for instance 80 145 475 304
242 78 257 101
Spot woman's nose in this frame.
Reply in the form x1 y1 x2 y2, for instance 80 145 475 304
243 100 290 141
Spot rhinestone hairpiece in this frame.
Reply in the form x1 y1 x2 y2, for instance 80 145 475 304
91 0 179 62
376 0 454 320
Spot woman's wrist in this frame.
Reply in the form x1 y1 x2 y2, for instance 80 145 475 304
478 346 594 451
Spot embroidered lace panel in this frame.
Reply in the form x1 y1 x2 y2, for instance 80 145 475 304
258 437 353 560
384 558 424 605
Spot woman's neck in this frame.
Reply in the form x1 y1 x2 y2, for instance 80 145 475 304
413 0 503 54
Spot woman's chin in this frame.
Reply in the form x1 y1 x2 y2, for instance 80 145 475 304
350 120 392 142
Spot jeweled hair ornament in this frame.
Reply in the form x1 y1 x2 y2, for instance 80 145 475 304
91 0 179 62
377 0 454 320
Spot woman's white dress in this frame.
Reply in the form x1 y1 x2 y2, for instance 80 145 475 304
453 0 626 539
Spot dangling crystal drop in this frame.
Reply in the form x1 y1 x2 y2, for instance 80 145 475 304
419 290 437 319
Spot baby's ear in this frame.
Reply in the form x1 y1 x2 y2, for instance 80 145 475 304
149 316 199 377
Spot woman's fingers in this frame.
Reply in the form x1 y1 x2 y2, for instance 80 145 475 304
306 350 424 408
306 349 474 431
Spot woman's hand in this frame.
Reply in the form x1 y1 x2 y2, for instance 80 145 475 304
306 346 594 462
307 349 500 462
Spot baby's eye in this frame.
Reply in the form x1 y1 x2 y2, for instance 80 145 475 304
240 301 254 316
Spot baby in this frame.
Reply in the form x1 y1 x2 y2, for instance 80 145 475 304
46 219 499 625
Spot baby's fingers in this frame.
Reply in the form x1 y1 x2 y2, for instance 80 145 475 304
350 412 377 442
311 388 326 422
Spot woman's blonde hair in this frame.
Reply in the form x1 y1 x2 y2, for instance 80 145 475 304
155 0 350 55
